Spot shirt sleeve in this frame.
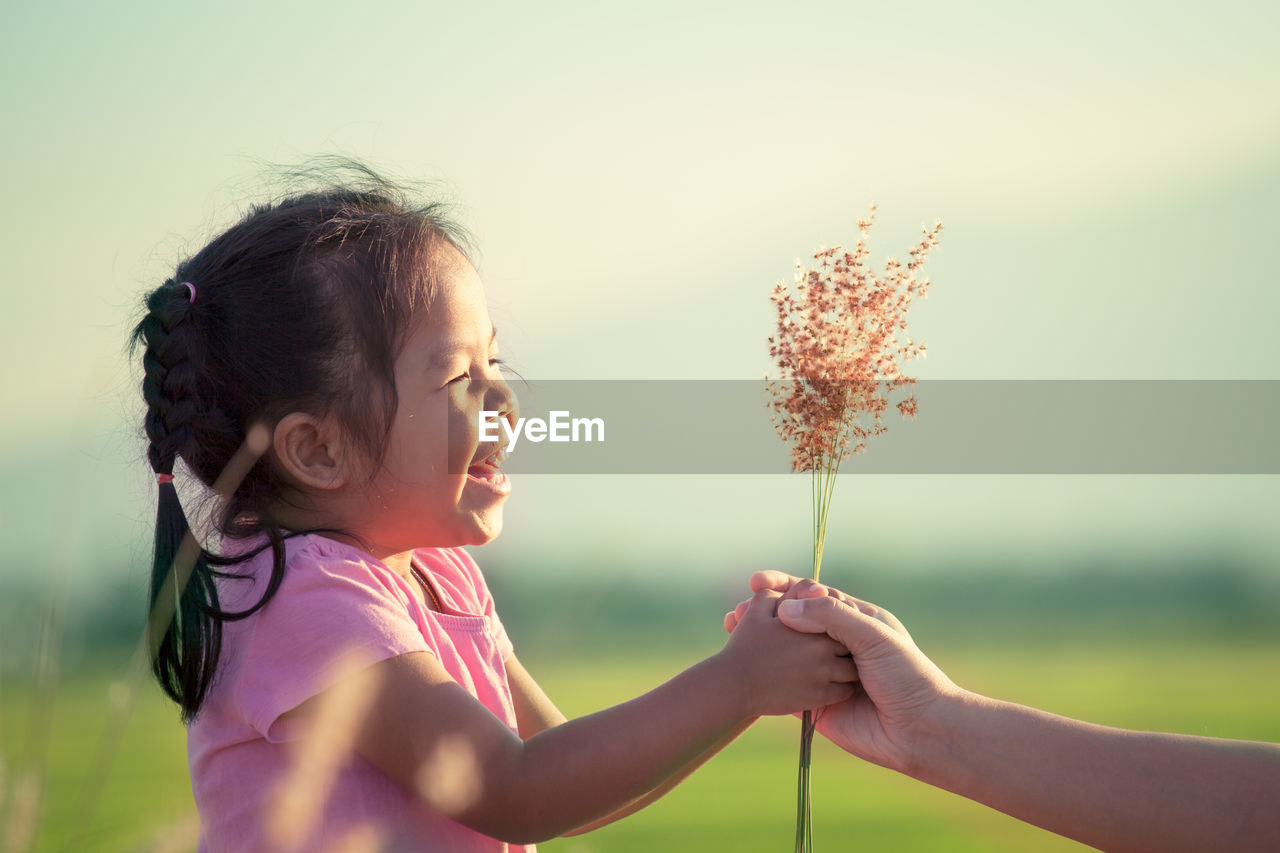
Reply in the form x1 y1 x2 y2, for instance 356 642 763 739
232 544 432 742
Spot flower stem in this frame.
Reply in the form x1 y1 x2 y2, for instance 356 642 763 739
795 709 816 853
798 429 849 851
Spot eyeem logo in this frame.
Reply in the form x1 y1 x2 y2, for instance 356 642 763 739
479 410 605 452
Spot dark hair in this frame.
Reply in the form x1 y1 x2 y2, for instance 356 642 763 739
131 158 473 722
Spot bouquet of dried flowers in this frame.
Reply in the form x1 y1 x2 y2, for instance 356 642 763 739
766 206 942 852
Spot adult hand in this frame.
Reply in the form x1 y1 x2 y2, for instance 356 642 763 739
732 572 960 775
732 573 1280 853
719 588 859 718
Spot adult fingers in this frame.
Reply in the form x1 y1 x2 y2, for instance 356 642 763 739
816 587 909 635
840 593 908 635
777 595 898 659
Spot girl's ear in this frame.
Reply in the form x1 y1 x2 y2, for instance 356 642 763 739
272 412 351 491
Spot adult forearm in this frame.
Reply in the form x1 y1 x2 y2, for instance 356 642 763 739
912 691 1280 853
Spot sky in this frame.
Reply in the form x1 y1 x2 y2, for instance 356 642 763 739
1 0 1278 586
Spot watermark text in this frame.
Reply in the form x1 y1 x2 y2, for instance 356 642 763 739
479 410 605 452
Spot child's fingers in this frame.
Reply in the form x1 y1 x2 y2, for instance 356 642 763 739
749 570 804 594
816 637 859 678
724 595 762 633
787 580 829 601
830 654 860 684
820 681 857 706
741 588 783 620
722 598 753 633
750 571 829 603
727 582 828 633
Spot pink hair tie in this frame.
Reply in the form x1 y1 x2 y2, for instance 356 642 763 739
181 281 196 303
157 473 175 485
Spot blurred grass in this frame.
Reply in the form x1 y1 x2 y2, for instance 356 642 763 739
3 635 1278 852
0 673 194 852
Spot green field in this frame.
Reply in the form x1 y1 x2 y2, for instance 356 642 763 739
3 638 1279 852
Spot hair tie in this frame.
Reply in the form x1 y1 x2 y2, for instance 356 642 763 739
157 473 175 485
181 281 196 303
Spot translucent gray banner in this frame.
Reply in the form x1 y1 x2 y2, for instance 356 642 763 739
450 381 1280 474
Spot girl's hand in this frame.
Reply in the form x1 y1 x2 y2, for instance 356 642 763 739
731 571 959 775
714 587 858 718
723 571 831 634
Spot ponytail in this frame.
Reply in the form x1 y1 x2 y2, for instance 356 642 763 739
147 479 290 723
148 479 224 722
135 278 281 722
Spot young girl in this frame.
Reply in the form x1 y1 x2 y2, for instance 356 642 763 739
133 161 857 852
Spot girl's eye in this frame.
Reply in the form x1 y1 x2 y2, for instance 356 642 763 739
450 358 505 385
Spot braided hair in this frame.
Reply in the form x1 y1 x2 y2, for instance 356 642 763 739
131 159 472 721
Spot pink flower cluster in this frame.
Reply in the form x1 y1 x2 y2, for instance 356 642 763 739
767 206 942 472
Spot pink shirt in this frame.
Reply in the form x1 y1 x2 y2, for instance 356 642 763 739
187 533 533 852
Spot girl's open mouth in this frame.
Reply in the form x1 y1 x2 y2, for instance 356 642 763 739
466 458 511 496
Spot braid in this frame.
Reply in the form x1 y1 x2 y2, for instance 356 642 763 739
133 279 217 720
133 277 298 721
140 280 201 476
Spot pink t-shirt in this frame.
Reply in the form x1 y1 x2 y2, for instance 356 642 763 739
187 533 533 852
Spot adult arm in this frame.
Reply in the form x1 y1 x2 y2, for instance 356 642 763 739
914 689 1280 853
739 572 1280 853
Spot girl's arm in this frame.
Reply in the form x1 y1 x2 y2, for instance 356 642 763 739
505 654 567 736
559 719 756 836
285 589 855 845
505 653 755 836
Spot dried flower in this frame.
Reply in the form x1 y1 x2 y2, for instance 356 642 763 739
766 206 942 853
767 206 942 478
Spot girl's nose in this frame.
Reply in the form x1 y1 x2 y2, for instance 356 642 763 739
484 376 519 426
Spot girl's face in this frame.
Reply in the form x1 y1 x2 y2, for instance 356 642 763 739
348 244 518 555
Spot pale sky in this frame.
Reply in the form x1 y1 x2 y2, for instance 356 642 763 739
1 1 1277 582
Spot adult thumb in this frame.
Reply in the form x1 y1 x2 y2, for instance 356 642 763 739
778 596 884 656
